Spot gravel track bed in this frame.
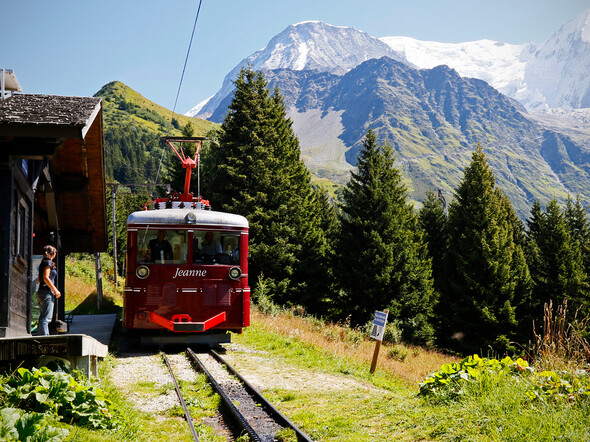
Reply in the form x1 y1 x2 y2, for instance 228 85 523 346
107 344 382 440
109 352 179 414
222 343 382 394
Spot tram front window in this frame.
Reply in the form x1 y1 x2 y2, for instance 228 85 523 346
138 229 187 264
193 231 240 264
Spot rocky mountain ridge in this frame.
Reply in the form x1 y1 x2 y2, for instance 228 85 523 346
260 57 590 217
185 12 590 217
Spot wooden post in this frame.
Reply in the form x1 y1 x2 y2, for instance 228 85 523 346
370 340 382 374
110 185 118 286
370 309 389 374
95 253 103 311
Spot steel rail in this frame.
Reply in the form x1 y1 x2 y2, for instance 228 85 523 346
186 347 261 441
210 349 315 442
162 352 200 442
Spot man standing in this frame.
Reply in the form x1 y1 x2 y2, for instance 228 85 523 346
147 230 173 263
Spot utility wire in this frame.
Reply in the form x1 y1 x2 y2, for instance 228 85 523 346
104 147 152 184
171 0 203 117
157 0 204 184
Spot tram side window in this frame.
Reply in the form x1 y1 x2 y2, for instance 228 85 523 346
193 231 240 265
138 229 187 264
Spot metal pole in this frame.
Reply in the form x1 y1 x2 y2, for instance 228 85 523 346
95 253 103 311
111 185 118 285
197 142 201 198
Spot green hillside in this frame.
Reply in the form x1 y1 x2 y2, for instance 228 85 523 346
94 81 217 185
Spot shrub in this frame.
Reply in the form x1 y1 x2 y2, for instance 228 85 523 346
419 354 590 405
0 367 117 430
387 345 409 362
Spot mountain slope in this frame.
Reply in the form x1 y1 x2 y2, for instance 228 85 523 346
262 58 589 216
187 21 409 118
94 81 216 184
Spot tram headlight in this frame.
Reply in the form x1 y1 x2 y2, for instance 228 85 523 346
136 265 150 279
228 266 242 280
185 212 197 224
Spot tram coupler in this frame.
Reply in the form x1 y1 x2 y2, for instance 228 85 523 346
149 311 226 332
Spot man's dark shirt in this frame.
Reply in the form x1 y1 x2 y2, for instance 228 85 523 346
147 239 172 261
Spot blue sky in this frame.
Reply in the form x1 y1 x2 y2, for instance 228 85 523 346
2 0 589 114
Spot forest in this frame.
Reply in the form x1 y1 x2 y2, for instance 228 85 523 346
99 70 590 356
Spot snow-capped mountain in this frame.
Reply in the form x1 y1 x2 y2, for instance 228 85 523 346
379 36 538 109
183 10 590 217
188 9 590 117
381 9 590 110
524 9 590 109
186 21 409 118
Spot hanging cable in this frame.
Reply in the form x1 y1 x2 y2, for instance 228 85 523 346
157 0 204 184
171 0 203 117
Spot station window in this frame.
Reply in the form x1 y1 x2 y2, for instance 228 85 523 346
137 229 187 264
13 191 28 260
193 231 240 265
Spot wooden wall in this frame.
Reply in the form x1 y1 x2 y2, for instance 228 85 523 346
0 158 35 337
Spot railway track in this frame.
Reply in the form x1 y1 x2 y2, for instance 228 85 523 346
163 348 314 442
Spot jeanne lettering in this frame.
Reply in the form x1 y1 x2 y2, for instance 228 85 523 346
172 268 207 279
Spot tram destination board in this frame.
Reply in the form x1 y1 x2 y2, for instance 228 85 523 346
370 310 388 341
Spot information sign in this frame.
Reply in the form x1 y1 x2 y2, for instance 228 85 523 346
370 310 388 341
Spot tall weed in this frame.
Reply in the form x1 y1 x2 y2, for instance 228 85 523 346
533 300 590 371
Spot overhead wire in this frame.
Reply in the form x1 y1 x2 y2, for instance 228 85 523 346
155 0 204 184
103 147 153 184
172 0 204 117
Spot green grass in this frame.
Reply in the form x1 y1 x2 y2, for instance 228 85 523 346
67 354 226 442
421 372 590 441
233 323 404 391
228 314 590 441
98 80 215 136
65 253 122 314
49 263 590 441
231 323 429 440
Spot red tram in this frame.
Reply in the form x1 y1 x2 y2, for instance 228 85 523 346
123 137 250 345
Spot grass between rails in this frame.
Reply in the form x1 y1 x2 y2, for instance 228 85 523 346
64 354 224 442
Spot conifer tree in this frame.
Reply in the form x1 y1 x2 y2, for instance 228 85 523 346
336 130 436 344
526 199 589 318
418 191 448 296
202 68 334 305
442 145 530 353
564 195 590 282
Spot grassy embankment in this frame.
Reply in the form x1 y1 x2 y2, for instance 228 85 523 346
40 256 590 440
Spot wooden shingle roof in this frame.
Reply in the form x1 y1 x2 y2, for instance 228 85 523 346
0 94 101 138
0 93 107 253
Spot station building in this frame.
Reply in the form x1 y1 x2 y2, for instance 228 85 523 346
0 69 107 338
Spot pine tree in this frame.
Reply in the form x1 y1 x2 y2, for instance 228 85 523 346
442 145 530 353
202 68 333 305
418 191 448 296
336 130 436 344
564 195 590 284
526 199 589 319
